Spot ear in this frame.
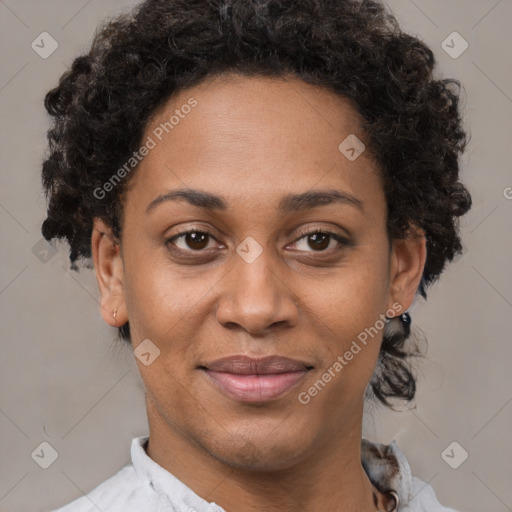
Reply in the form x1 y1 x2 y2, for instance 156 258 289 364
91 217 127 327
386 225 427 315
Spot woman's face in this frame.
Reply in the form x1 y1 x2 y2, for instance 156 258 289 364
93 73 425 471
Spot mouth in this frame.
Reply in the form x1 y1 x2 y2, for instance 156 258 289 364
199 355 314 403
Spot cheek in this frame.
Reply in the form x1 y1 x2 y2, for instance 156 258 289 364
302 251 389 380
121 245 179 344
123 250 219 362
313 253 389 330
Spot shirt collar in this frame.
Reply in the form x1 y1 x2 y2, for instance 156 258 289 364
131 435 225 512
131 435 412 511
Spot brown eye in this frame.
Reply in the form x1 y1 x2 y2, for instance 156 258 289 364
305 232 330 251
292 230 348 252
167 230 215 251
184 232 209 250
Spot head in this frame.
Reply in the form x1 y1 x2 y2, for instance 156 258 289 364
41 0 471 471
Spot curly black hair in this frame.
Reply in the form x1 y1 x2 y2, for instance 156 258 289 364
40 0 471 409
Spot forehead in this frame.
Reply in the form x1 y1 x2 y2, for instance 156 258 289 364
148 72 367 158
123 73 382 214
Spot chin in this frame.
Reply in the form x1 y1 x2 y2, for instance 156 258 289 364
198 424 313 473
212 444 304 473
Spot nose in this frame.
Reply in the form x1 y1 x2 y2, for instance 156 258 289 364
215 246 299 335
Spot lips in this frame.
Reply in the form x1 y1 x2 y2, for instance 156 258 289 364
200 355 312 403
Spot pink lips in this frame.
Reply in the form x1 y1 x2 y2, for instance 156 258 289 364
201 355 311 403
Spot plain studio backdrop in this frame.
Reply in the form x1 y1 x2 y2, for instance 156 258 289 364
0 1 511 511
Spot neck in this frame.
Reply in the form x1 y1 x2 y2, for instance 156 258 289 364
145 397 379 512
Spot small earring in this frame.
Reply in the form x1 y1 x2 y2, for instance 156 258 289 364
113 307 118 327
385 312 411 324
400 312 411 324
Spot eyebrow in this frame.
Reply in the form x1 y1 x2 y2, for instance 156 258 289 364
145 187 364 215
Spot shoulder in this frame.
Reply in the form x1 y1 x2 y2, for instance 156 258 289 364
49 464 156 512
361 438 462 512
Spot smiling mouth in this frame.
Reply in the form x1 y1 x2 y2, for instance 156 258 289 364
199 355 314 403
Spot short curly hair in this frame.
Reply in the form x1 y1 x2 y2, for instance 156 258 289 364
40 0 471 409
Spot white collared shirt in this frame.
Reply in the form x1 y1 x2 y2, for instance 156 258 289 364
51 436 460 512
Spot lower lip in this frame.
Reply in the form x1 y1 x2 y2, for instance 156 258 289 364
202 369 308 402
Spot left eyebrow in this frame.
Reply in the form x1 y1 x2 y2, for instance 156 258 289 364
278 189 364 213
145 188 364 215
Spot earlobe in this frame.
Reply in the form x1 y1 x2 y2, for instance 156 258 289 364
387 226 427 315
91 217 127 327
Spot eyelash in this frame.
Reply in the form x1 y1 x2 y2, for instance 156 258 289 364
165 227 350 255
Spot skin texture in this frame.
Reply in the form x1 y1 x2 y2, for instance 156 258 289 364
91 73 426 512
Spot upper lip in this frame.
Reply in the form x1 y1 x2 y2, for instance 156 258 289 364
201 355 312 375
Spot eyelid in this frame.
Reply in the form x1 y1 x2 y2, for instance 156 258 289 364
291 226 349 240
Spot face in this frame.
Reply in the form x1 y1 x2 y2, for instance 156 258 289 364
92 73 425 472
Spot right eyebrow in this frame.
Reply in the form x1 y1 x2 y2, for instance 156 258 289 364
146 189 227 215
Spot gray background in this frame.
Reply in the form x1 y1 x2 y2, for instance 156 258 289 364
0 0 511 511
